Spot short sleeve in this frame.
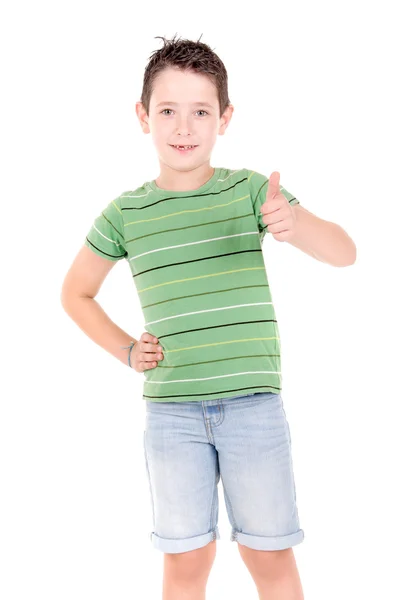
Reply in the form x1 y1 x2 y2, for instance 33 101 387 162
84 195 128 261
246 169 300 238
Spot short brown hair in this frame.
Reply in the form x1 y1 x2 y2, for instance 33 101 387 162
140 34 230 118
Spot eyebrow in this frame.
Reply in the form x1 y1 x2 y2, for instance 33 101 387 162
156 101 214 108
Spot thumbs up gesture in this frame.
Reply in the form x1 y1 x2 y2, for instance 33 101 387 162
260 171 297 242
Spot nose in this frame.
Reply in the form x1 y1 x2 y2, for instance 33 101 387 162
176 115 192 137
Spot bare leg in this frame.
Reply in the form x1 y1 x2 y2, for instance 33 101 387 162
238 544 304 600
162 539 217 600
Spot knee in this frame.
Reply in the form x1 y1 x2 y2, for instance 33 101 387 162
164 539 217 583
238 544 294 580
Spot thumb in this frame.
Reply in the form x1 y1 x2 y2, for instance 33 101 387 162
266 171 281 200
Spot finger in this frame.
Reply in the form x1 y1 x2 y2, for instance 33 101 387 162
272 229 293 242
141 347 160 358
267 219 289 233
261 197 282 216
142 332 161 353
146 348 163 360
266 171 280 200
139 360 157 371
263 213 285 227
143 341 163 353
143 331 158 345
141 354 159 366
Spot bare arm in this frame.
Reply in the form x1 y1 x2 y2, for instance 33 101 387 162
286 204 356 267
61 245 137 366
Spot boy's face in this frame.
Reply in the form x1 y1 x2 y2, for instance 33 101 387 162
136 67 233 173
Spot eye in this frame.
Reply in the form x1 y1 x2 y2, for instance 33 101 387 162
160 109 209 116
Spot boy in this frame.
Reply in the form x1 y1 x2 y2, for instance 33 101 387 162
61 34 356 600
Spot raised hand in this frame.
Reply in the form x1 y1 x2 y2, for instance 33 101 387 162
260 171 297 242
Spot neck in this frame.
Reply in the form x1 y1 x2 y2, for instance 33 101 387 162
155 162 215 191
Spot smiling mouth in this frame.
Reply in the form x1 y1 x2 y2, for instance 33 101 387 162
170 144 199 149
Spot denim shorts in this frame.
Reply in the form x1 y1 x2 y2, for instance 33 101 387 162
143 391 304 554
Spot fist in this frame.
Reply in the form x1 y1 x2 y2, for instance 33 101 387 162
260 171 297 242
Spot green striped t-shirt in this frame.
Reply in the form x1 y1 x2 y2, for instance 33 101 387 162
84 167 300 403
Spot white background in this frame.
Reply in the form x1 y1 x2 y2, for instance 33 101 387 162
1 1 397 598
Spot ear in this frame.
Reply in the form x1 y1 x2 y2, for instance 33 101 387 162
135 101 150 134
218 104 234 136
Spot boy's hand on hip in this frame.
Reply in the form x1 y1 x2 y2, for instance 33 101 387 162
131 332 163 373
260 171 297 242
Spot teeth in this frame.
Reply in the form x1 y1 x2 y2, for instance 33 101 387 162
174 145 194 149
